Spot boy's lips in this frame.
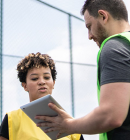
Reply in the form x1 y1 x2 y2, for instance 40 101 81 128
38 87 47 92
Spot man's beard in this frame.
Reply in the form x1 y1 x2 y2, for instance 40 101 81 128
96 21 108 47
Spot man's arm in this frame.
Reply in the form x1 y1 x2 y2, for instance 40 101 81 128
71 82 130 134
35 82 130 138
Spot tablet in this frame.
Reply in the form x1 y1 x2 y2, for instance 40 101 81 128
20 94 68 140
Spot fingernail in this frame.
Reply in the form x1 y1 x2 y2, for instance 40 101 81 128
36 124 40 126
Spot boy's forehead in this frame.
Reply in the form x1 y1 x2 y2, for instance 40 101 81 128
27 67 51 76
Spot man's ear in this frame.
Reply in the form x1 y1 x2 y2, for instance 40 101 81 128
22 82 28 92
98 10 108 24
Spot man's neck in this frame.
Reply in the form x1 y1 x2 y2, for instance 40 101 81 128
108 20 130 36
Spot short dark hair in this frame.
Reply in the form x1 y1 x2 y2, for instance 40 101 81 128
81 0 128 21
17 52 57 83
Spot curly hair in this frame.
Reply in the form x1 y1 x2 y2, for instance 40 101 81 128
81 0 128 21
17 52 57 83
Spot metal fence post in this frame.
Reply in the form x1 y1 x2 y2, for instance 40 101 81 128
35 0 85 118
68 14 75 117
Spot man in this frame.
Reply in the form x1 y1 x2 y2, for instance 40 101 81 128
35 0 130 140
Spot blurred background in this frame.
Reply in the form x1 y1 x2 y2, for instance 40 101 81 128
0 0 130 139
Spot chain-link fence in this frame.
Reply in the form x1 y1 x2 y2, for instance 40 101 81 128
0 0 99 139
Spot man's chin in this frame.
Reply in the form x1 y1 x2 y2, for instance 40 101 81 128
96 41 100 47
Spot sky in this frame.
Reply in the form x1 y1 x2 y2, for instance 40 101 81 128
2 0 130 140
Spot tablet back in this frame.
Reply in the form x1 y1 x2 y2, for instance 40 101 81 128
20 94 67 140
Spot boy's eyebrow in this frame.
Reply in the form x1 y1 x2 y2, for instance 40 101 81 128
30 74 38 76
30 72 51 76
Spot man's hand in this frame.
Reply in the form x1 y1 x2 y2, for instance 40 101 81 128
35 83 130 137
35 103 74 138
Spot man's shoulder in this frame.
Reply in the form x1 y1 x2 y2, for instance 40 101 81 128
104 32 130 46
103 36 130 52
100 36 130 64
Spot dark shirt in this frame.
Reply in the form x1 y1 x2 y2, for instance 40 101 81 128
0 114 84 140
99 36 130 140
0 114 9 139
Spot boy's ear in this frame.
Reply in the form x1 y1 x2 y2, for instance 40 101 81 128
53 80 55 89
22 82 28 92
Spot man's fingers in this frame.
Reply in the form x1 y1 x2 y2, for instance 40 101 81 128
44 127 58 133
35 115 54 122
56 132 62 139
48 103 63 114
36 121 54 127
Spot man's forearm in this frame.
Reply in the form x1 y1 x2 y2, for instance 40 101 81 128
69 106 121 134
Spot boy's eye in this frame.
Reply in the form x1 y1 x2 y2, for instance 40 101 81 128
44 77 50 80
31 78 38 81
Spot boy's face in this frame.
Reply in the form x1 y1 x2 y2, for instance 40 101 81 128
22 66 55 102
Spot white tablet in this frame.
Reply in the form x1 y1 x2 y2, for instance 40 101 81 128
20 94 68 140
